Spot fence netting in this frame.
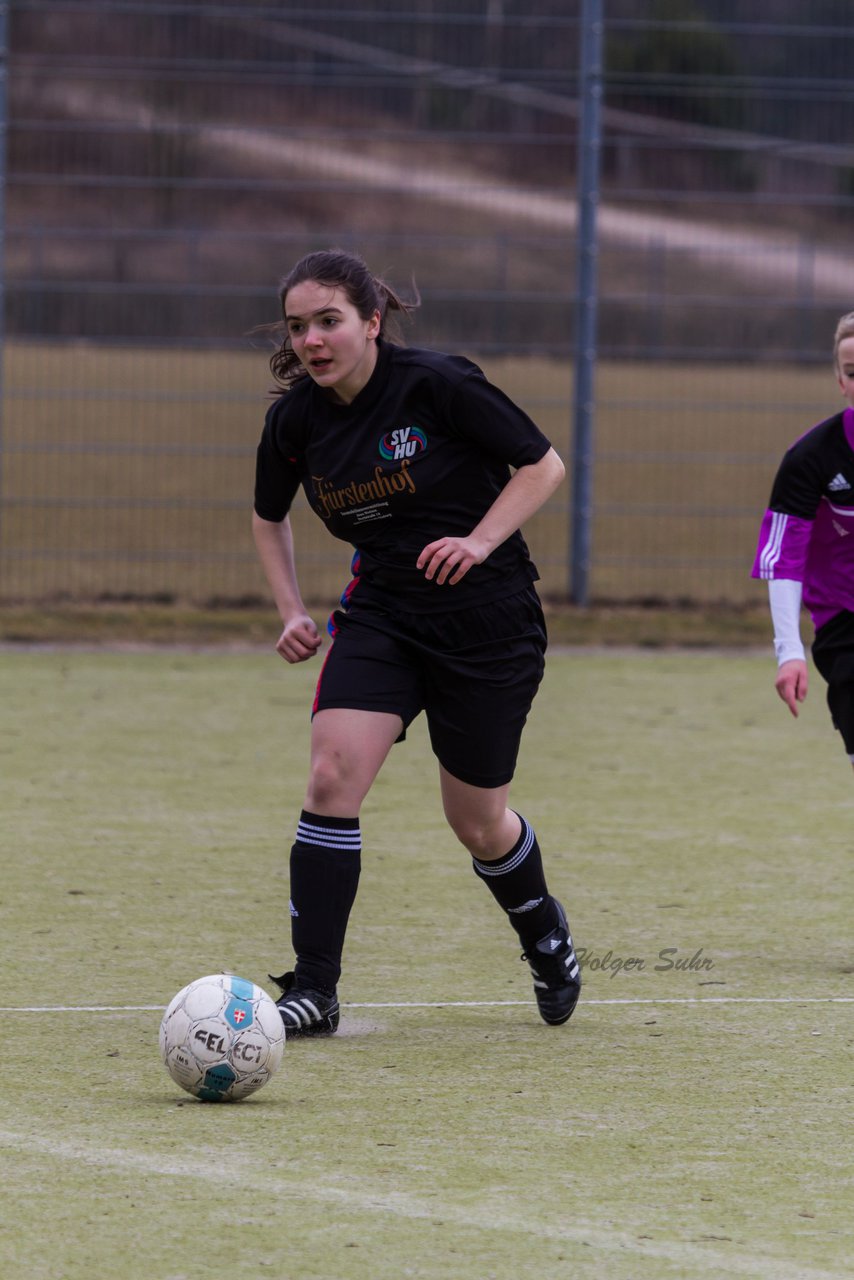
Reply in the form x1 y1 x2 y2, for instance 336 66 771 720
3 1 853 605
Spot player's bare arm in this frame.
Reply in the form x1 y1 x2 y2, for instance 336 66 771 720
417 446 565 586
252 511 322 662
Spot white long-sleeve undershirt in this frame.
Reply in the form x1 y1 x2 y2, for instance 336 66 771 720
768 578 805 665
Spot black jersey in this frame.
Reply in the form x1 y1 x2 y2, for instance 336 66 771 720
254 339 552 612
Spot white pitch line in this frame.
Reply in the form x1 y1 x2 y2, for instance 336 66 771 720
352 996 854 1007
0 995 851 1013
0 1005 167 1013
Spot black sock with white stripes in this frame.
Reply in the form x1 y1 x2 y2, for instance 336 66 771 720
289 810 361 994
471 814 559 947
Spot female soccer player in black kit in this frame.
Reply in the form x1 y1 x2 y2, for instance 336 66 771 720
252 249 580 1037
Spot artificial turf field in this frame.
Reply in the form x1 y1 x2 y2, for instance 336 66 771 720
1 646 851 1280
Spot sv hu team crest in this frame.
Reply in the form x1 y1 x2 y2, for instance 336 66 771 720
379 425 427 462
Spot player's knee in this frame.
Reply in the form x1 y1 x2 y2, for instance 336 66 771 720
446 812 499 859
305 751 354 810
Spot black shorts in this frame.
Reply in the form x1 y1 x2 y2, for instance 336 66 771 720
811 609 854 756
312 586 547 788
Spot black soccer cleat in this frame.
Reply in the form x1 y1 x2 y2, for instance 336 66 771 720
268 970 340 1037
521 900 581 1026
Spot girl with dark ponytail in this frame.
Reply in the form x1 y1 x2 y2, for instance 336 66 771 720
253 248 580 1038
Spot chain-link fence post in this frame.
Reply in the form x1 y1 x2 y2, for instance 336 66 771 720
570 0 603 605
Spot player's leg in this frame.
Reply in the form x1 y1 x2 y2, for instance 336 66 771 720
418 589 580 1023
439 771 554 937
419 582 555 941
439 768 580 1026
305 705 403 816
810 612 854 774
272 707 402 1037
825 681 854 774
271 602 423 1037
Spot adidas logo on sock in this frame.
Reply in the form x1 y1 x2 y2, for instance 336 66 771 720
509 897 545 915
828 473 851 491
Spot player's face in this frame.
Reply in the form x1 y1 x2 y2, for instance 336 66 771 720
284 281 381 404
836 335 854 407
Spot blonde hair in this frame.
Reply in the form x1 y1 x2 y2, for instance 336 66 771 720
833 311 854 371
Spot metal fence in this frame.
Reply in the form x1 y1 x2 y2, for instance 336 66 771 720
2 0 853 607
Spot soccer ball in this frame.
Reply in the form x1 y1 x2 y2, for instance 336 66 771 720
159 973 285 1102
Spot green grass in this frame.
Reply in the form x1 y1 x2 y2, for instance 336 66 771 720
1 649 851 1279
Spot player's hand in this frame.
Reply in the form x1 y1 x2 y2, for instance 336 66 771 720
416 535 489 586
276 614 322 664
775 659 808 717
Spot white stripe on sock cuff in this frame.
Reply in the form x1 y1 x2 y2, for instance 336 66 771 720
296 819 362 852
473 819 534 878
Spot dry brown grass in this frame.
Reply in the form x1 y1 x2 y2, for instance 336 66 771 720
1 342 836 619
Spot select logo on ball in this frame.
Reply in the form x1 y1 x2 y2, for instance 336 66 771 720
193 1026 227 1058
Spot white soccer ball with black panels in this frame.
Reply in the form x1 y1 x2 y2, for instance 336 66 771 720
159 973 285 1102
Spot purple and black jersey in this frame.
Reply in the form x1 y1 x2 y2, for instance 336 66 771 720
752 406 854 629
254 339 552 613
